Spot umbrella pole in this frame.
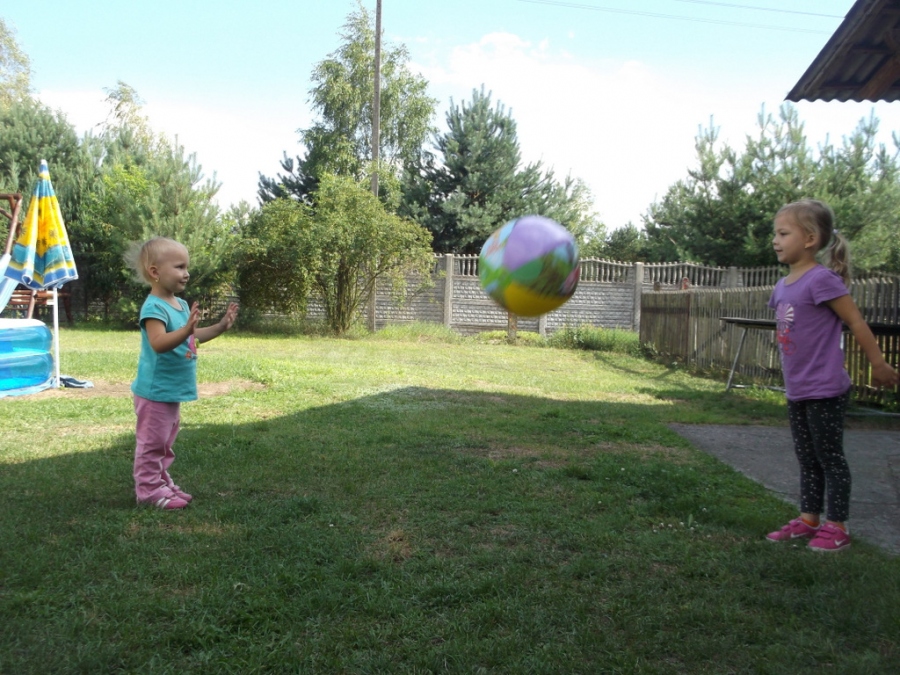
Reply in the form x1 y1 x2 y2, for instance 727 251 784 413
53 287 61 387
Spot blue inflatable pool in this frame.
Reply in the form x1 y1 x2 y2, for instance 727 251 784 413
0 318 54 397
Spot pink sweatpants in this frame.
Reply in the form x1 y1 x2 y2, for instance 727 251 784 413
133 395 181 503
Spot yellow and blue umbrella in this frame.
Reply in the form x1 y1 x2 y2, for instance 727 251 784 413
4 160 78 290
2 160 78 389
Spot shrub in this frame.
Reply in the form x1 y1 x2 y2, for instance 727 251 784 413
547 324 643 356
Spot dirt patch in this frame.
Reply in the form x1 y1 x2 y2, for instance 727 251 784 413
462 441 693 466
369 528 414 563
481 446 546 462
28 379 265 399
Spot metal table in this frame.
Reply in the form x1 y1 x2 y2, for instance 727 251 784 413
720 317 780 392
721 317 900 392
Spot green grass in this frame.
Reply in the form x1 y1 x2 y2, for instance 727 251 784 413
1 325 898 674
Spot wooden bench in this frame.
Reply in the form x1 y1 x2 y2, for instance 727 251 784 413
5 288 74 325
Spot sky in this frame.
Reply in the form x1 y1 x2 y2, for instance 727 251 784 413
4 0 898 230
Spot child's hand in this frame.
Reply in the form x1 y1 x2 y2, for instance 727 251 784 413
219 302 239 331
871 361 900 388
187 302 201 334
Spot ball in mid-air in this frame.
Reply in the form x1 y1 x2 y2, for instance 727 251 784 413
479 215 580 317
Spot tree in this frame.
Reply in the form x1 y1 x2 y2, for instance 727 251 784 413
401 87 600 253
521 170 603 252
641 104 900 272
811 113 900 273
97 80 156 149
238 174 434 334
642 119 768 266
81 138 232 320
0 97 97 255
77 83 233 321
232 198 313 317
305 175 434 334
258 1 436 204
584 223 647 262
0 18 31 108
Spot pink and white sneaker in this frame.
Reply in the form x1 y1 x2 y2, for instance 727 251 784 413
154 495 189 510
170 486 193 503
137 495 189 510
163 472 193 502
766 518 820 542
808 522 851 552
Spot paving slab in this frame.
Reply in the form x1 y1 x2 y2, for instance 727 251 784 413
670 424 900 556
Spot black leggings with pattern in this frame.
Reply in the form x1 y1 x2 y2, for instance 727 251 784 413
787 390 852 523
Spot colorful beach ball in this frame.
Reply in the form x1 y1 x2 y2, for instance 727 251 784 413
479 215 580 317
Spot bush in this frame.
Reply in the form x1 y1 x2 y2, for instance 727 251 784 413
546 324 643 356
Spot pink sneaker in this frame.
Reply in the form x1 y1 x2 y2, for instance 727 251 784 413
163 472 193 502
808 523 851 552
141 495 189 510
766 518 820 542
171 487 193 502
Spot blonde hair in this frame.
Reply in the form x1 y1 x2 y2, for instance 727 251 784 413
776 199 851 284
124 237 188 285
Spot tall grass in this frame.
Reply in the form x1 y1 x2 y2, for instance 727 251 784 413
0 326 897 674
546 324 645 356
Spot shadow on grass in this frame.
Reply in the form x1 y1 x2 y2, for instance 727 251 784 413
2 387 899 673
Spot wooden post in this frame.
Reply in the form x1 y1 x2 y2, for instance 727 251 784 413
727 266 739 288
443 254 454 328
507 311 517 344
632 262 644 332
368 277 376 332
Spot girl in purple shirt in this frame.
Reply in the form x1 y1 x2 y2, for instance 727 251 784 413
766 199 898 551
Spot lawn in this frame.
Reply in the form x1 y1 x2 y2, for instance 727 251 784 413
1 325 898 674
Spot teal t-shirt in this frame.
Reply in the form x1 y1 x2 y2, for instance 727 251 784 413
131 295 198 402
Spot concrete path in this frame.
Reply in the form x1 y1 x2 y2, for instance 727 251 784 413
670 424 900 555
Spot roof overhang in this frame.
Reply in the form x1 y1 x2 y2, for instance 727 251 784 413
787 0 900 102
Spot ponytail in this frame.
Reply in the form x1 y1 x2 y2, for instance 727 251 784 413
823 230 851 285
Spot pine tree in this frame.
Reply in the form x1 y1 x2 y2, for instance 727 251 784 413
78 83 233 320
643 104 900 272
402 87 600 253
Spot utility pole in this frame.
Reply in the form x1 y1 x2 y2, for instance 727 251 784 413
371 0 382 198
368 0 383 332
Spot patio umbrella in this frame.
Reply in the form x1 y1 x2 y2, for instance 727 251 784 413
3 160 79 386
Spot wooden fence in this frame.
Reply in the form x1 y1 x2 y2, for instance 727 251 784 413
640 276 900 405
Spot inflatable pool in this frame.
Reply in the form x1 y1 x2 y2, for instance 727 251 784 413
0 318 54 397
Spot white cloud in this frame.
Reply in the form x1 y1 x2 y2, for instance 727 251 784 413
143 100 306 208
413 32 900 229
35 32 900 230
36 88 308 212
38 89 108 134
413 32 723 227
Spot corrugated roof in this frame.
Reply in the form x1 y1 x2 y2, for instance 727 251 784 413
787 0 900 102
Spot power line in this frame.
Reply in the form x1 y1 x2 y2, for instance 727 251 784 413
669 0 844 20
515 0 836 34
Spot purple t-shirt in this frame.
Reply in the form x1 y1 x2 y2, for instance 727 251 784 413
768 265 851 401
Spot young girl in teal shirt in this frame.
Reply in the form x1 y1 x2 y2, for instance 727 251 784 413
127 237 238 510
